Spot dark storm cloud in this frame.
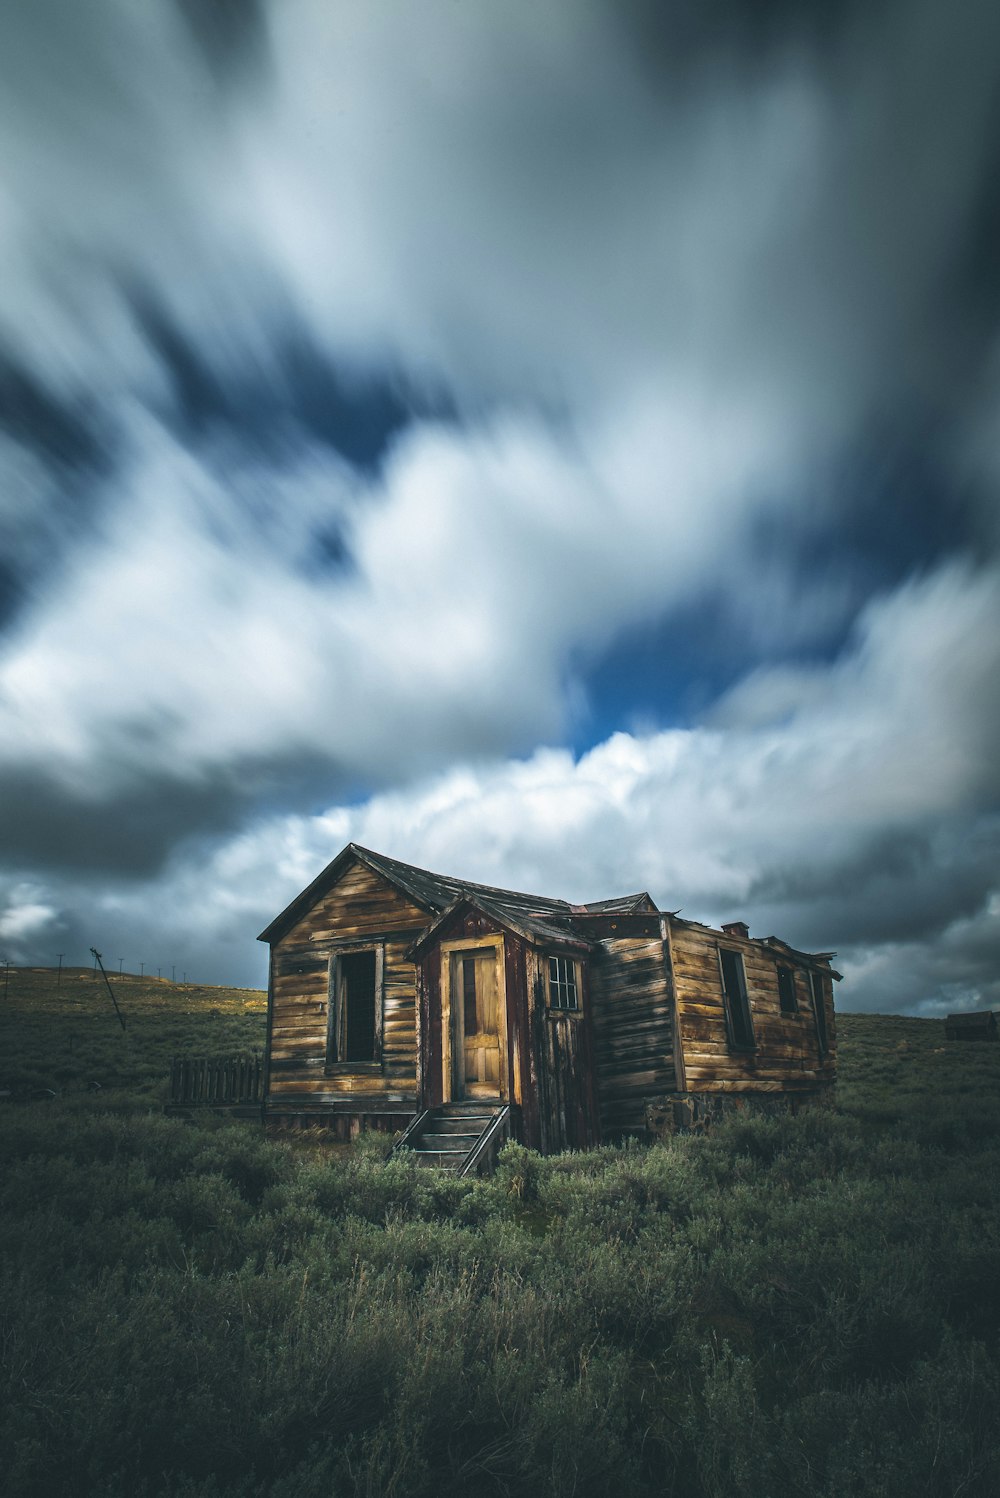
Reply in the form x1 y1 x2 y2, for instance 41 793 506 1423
174 0 271 84
748 821 1000 948
0 352 115 629
130 286 449 472
0 354 107 473
615 0 866 81
0 765 248 877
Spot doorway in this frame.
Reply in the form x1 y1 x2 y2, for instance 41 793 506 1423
450 947 502 1099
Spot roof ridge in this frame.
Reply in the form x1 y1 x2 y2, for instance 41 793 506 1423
354 844 580 913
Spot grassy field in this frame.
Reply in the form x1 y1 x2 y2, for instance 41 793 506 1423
1 972 998 1497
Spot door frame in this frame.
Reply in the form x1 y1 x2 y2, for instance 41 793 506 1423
439 935 507 1103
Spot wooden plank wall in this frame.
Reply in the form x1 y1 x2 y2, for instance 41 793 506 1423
267 860 428 1106
527 951 599 1154
504 935 533 1139
667 919 837 1093
587 935 676 1135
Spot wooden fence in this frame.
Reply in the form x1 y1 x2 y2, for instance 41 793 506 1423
169 1054 263 1108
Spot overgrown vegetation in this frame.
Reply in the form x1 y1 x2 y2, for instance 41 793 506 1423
2 972 998 1496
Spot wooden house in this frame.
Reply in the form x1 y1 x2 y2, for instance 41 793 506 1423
944 1010 998 1042
258 844 839 1167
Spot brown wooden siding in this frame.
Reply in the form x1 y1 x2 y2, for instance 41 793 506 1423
588 935 676 1135
504 934 534 1141
267 859 428 1104
527 950 600 1154
667 919 836 1092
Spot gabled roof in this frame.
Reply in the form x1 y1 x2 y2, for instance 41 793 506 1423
409 893 592 958
572 892 658 915
258 842 653 946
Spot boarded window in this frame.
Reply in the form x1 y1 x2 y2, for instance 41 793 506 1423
548 955 579 1010
719 948 755 1049
328 949 380 1065
810 970 829 1056
777 966 798 1014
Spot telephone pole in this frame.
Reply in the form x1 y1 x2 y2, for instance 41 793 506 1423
90 949 126 1031
57 953 64 989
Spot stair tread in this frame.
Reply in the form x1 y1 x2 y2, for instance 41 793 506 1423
411 1143 471 1152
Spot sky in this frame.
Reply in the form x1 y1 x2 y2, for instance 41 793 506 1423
1 0 999 1014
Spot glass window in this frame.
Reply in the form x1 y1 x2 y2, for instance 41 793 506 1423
548 955 579 1010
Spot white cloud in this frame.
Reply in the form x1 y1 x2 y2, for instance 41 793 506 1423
36 554 983 1006
0 884 58 947
0 383 809 795
1 1 1000 1018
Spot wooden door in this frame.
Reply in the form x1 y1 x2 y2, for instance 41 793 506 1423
452 949 502 1099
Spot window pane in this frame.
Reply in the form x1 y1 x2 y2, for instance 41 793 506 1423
720 948 754 1048
342 951 377 1062
548 955 579 1009
463 957 478 1037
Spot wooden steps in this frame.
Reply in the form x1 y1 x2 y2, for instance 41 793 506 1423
393 1101 511 1175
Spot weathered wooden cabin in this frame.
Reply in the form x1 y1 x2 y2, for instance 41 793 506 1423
259 844 839 1166
945 1010 998 1042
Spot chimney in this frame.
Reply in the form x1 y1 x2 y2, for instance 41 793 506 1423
721 920 750 940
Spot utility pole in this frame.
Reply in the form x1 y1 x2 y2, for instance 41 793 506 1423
171 964 176 983
157 967 161 980
140 962 145 978
57 953 64 989
90 949 126 1032
2 957 9 1001
118 957 124 976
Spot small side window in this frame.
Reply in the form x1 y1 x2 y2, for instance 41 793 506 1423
719 948 755 1050
548 955 579 1010
777 966 798 1015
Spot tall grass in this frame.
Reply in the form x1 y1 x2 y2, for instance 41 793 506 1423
1 973 998 1495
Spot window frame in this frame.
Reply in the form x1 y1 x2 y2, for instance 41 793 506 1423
776 965 799 1015
717 946 756 1051
325 943 384 1073
809 969 830 1057
547 953 581 1012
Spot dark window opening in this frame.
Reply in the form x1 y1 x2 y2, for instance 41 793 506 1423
777 966 798 1015
810 971 829 1056
720 948 755 1049
548 955 579 1010
340 950 377 1063
463 957 479 1037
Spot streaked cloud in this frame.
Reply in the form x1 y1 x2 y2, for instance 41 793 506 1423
0 0 998 1013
